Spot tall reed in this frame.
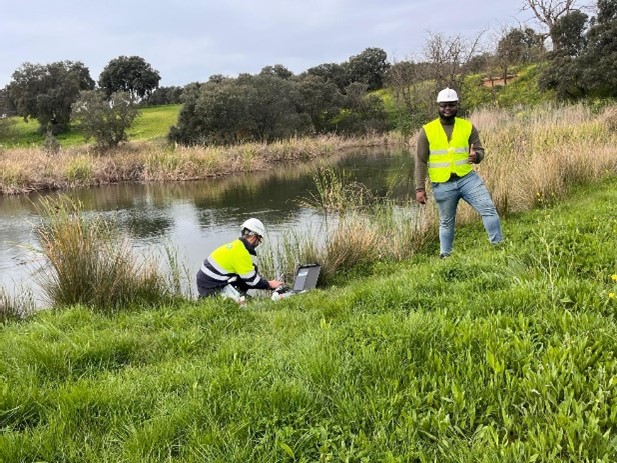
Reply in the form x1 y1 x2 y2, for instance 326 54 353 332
262 190 436 285
33 196 181 313
0 285 35 322
469 102 617 220
299 166 375 212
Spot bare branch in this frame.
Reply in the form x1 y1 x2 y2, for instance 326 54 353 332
520 0 580 47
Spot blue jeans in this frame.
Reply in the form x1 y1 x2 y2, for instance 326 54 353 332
431 171 503 255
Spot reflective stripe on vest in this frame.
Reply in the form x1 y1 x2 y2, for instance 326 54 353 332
202 239 261 287
424 117 473 183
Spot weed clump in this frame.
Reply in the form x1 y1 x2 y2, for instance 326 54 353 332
33 195 179 313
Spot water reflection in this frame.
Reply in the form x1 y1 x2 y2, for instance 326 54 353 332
0 147 414 301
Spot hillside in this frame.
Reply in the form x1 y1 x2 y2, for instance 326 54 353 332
0 104 181 148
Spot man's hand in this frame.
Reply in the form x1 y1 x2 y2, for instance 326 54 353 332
468 145 478 164
268 280 284 289
416 190 427 204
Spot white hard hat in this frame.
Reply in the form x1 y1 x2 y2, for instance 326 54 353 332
436 88 459 103
241 218 266 237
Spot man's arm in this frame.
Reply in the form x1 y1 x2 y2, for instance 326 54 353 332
415 128 429 203
468 126 485 164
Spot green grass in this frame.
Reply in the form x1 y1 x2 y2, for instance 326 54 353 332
127 104 181 142
1 176 616 462
0 104 181 148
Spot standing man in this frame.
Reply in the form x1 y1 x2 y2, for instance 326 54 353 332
415 87 503 258
196 218 283 300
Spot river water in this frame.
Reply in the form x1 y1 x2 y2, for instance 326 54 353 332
0 147 415 302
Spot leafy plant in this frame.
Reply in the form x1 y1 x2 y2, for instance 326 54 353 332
71 90 139 150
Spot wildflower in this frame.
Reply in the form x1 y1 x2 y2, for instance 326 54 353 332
610 292 616 299
612 274 617 282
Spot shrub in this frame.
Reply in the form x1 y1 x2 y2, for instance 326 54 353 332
33 195 179 313
71 90 139 151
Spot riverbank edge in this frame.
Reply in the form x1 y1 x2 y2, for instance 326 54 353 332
0 133 408 195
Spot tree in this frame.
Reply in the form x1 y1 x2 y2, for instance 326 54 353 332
142 86 184 106
521 0 580 50
421 32 484 104
169 75 307 145
539 8 589 98
466 52 493 73
6 61 95 134
259 65 294 79
384 59 430 133
98 56 161 100
347 47 390 91
167 82 208 145
304 62 350 91
551 10 589 55
0 88 17 117
539 54 587 98
334 82 389 135
244 74 311 142
295 75 344 133
71 90 139 150
496 27 546 81
577 0 617 96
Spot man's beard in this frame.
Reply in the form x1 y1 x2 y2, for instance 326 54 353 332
438 109 457 122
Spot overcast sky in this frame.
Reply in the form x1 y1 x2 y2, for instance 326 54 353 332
1 0 535 89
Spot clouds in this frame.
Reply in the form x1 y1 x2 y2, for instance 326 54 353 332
0 0 530 88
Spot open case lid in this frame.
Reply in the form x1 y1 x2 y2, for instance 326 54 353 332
292 264 321 292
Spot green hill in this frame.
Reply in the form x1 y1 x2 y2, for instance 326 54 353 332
1 104 181 148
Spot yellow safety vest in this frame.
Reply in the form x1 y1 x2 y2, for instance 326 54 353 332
424 117 473 183
206 239 260 284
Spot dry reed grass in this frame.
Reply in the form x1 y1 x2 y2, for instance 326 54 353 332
261 201 438 285
0 285 35 321
456 102 617 223
0 133 400 195
33 195 180 312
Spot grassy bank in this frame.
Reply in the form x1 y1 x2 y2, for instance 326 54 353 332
1 175 616 461
0 133 399 195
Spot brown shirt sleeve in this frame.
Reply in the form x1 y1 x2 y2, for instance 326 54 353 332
470 125 485 163
414 128 429 191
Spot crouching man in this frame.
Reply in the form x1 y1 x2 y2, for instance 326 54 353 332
196 218 283 300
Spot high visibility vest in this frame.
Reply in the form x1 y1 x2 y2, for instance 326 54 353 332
201 239 262 287
424 117 473 183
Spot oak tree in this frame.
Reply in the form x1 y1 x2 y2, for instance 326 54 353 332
6 61 95 133
99 56 161 100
